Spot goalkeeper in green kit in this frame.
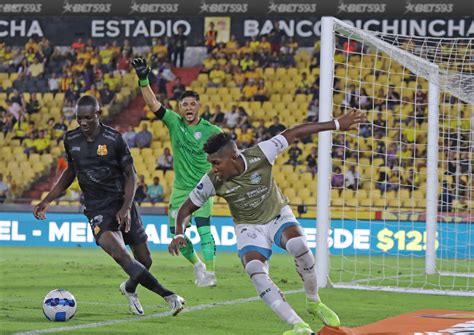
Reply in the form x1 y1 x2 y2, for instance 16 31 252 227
132 58 221 287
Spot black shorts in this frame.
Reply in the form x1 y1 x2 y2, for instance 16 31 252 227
84 202 148 246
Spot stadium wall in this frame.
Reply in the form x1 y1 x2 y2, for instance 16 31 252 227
0 212 471 258
1 17 472 46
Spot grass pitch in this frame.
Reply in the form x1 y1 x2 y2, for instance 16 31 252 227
0 247 472 334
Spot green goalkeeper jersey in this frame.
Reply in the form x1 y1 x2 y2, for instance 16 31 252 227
161 108 221 190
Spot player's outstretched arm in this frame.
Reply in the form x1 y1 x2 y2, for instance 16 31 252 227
281 109 365 144
168 198 200 256
33 167 76 220
131 58 162 114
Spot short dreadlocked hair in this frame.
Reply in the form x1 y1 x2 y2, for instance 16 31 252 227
203 132 234 155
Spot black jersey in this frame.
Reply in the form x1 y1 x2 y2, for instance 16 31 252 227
64 123 133 210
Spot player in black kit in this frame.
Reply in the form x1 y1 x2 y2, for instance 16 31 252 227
33 95 185 316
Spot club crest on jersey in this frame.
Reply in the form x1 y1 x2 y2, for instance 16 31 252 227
97 144 108 156
250 172 262 184
194 131 202 140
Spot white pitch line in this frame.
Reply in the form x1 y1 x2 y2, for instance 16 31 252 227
14 289 304 335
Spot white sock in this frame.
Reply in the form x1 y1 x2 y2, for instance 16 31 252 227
286 236 320 302
245 260 303 325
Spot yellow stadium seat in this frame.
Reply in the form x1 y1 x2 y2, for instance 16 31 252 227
332 198 344 207
388 198 402 208
373 198 387 208
359 198 373 207
281 94 293 104
292 196 303 205
43 93 54 103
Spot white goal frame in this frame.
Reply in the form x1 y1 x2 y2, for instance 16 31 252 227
316 16 473 296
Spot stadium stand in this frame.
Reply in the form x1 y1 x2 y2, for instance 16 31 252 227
0 34 471 215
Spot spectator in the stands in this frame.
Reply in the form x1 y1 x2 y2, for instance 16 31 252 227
201 53 216 73
34 129 50 154
0 174 9 203
236 106 251 128
28 58 44 78
241 78 258 101
253 79 269 102
236 124 254 149
307 99 319 122
413 84 427 111
258 35 272 56
117 50 131 74
208 64 226 87
201 105 212 121
331 166 345 190
239 53 254 72
232 66 246 88
135 123 152 148
48 72 60 93
356 88 372 110
226 35 239 54
269 20 285 53
62 98 75 121
26 93 40 115
268 116 286 137
23 131 37 155
99 84 115 105
224 105 240 129
438 180 454 213
172 25 186 67
156 147 173 175
147 176 164 203
171 77 186 100
134 175 147 204
386 85 400 110
343 40 358 54
210 104 226 127
295 72 312 95
304 146 318 178
372 113 386 137
255 120 270 143
285 141 303 167
205 22 218 53
280 37 297 67
122 125 137 148
403 168 419 191
151 38 168 63
157 62 176 96
342 84 358 108
71 38 85 51
12 114 28 141
345 165 360 191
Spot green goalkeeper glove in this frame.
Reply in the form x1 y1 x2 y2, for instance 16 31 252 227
132 58 151 87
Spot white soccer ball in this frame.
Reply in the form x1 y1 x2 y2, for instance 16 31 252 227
42 289 77 321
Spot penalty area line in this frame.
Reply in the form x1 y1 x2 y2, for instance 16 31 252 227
14 289 304 335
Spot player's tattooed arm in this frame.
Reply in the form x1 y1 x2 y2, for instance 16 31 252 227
33 167 76 219
281 109 365 144
116 163 137 233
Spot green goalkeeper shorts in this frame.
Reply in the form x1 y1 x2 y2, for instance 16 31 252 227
168 187 214 228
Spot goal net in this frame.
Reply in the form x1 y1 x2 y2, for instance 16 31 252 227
316 17 473 296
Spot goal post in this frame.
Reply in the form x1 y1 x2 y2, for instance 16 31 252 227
316 16 473 296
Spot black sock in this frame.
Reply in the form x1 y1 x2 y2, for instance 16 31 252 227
123 260 173 298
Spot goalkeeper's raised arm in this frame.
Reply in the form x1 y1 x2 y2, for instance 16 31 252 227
132 58 162 116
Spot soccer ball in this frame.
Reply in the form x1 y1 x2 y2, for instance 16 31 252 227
42 289 77 321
